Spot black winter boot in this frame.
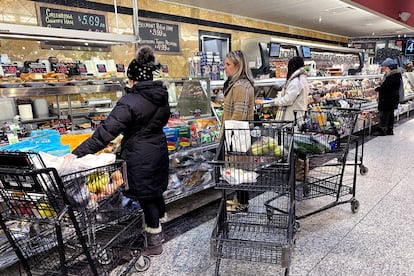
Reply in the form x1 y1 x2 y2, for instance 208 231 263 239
386 128 394 135
144 225 163 256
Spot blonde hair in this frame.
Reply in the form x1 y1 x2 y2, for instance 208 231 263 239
226 50 254 86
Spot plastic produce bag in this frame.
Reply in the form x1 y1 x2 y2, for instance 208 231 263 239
39 152 116 175
222 167 258 185
250 136 282 156
37 152 116 209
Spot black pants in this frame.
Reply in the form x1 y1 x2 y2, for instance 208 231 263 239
379 109 395 132
138 196 166 228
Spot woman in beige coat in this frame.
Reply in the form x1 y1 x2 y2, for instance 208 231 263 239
221 50 255 212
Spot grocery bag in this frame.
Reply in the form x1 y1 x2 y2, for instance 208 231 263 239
224 120 251 153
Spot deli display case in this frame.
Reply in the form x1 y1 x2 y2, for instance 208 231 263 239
0 77 221 204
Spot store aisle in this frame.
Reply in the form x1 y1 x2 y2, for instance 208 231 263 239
121 117 414 276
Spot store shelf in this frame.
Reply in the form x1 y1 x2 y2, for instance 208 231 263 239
165 180 216 204
169 142 219 159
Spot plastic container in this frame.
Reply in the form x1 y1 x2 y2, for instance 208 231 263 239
32 99 49 118
18 104 33 121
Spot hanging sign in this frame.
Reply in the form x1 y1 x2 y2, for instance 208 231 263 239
138 19 180 54
36 3 107 32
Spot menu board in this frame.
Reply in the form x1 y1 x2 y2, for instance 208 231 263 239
36 3 107 32
138 19 180 54
36 3 109 51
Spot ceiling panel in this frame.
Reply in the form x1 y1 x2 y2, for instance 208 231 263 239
157 0 414 38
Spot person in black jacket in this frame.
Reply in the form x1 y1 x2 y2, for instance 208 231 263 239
374 58 401 136
72 45 170 255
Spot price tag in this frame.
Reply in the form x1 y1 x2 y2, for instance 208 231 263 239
2 65 18 76
29 63 47 74
52 63 68 74
7 133 19 144
78 63 88 74
96 64 107 73
116 64 125 73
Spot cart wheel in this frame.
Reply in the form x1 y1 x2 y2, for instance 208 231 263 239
134 255 151 272
351 199 360 213
359 165 368 175
97 249 114 265
266 207 273 220
303 185 310 197
293 221 301 233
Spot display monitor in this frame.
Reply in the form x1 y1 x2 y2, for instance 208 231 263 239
269 42 281 57
301 46 312 58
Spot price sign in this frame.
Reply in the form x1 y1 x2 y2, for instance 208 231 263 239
405 39 414 56
36 3 107 32
116 64 125 73
2 65 18 76
96 64 107 73
138 19 180 54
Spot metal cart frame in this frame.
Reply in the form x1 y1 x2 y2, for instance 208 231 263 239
0 151 150 276
291 108 364 220
210 120 296 276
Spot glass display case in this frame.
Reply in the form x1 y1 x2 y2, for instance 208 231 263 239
0 77 220 204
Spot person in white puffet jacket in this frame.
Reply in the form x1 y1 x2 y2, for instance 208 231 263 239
266 56 310 121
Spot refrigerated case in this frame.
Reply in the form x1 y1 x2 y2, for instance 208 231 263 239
0 77 221 204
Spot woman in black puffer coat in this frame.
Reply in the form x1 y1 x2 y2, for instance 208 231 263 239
374 58 401 136
73 46 170 256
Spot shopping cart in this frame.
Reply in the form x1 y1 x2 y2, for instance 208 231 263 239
288 107 362 219
0 151 150 276
210 120 296 275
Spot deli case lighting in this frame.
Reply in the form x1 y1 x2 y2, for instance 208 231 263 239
0 23 139 45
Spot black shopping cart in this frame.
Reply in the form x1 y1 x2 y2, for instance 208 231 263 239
0 151 150 276
287 107 362 220
210 120 296 276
